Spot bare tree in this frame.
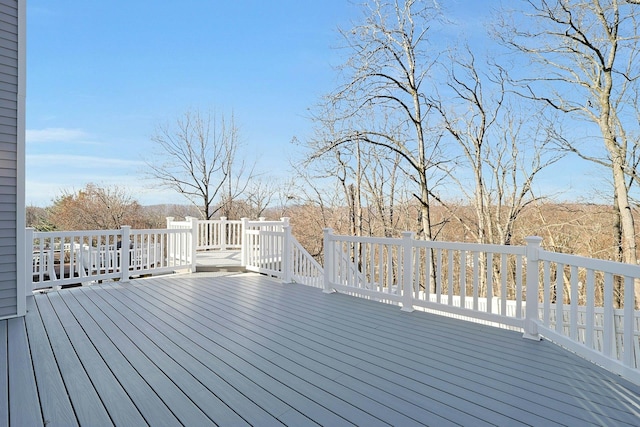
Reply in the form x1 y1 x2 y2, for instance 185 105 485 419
308 0 446 239
496 0 640 267
146 109 254 219
359 146 406 237
432 47 563 246
219 180 278 219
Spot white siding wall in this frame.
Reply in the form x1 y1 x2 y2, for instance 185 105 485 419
0 0 21 319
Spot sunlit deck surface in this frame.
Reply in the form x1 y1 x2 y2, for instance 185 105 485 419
3 273 640 426
196 249 244 272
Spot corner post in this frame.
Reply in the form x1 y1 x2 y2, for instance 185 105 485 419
25 227 34 298
282 218 292 283
323 228 335 294
16 0 26 316
401 231 415 312
166 217 175 265
189 217 197 273
120 226 131 282
186 216 199 251
241 217 249 267
524 236 543 340
220 216 227 250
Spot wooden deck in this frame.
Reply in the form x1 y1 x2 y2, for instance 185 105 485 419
2 273 640 426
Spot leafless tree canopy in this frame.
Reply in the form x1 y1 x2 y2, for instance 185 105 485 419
496 0 640 267
146 109 255 220
301 0 447 240
297 0 562 247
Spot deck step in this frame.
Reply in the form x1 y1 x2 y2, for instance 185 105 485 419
195 265 246 273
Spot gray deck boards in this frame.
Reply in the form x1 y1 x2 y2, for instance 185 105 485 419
2 272 640 426
6 316 43 427
0 320 8 426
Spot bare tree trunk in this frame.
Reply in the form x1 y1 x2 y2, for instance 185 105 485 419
304 0 443 242
497 2 640 312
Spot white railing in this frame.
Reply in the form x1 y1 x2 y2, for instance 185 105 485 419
28 224 196 292
533 246 640 382
243 217 323 287
166 217 197 266
321 229 640 384
28 216 640 383
290 238 323 288
191 216 243 251
243 218 287 277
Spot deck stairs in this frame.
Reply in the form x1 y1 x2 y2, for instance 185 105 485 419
195 249 244 273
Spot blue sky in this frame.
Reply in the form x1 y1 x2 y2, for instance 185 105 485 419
25 1 600 207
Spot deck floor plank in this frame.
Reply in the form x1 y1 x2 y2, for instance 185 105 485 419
160 276 556 425
36 294 132 426
149 275 487 427
211 276 632 424
175 274 640 426
0 321 8 427
59 289 217 426
46 291 186 427
235 275 640 418
94 282 312 427
4 272 640 426
24 297 78 427
167 276 556 423
145 277 435 427
74 285 254 426
6 316 44 427
120 280 369 426
196 278 538 425
33 298 112 425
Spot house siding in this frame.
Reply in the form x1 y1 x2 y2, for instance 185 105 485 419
0 0 20 319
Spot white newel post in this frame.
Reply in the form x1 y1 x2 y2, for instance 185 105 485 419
241 218 249 267
189 217 197 273
120 226 131 282
523 236 543 341
282 218 292 283
401 231 415 312
185 216 197 250
323 228 335 294
220 216 227 250
166 217 174 264
25 227 34 296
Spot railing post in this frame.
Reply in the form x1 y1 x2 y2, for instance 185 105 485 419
185 216 197 250
241 217 249 267
120 226 131 283
524 236 543 341
189 217 197 273
166 217 175 263
282 221 292 283
323 228 335 294
25 227 34 296
401 231 415 312
220 216 227 250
